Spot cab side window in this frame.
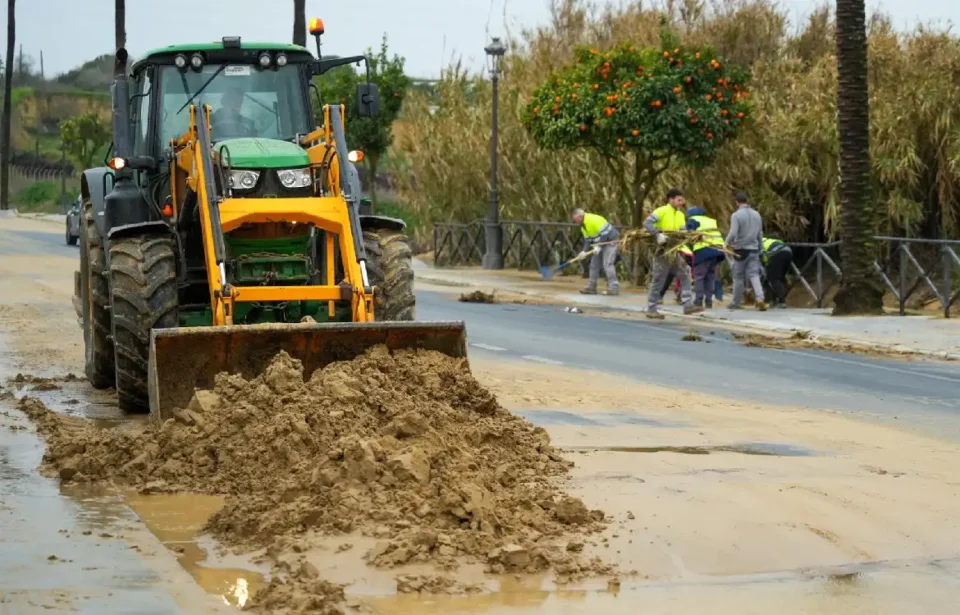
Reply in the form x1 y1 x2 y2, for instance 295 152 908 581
133 70 153 156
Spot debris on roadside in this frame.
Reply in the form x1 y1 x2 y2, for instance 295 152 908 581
458 290 498 303
681 329 703 342
565 306 583 314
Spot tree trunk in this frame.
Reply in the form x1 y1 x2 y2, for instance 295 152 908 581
367 154 379 215
0 0 15 211
832 0 884 315
293 0 307 47
114 0 126 76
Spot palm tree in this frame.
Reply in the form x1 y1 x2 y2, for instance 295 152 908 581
0 0 15 211
831 0 883 314
293 0 307 47
114 0 125 75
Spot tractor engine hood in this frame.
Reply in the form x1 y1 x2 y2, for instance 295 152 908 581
216 137 310 169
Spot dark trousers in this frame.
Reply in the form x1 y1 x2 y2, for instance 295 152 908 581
765 248 793 305
693 258 719 306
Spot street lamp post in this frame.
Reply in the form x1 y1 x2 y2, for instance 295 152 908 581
483 37 506 270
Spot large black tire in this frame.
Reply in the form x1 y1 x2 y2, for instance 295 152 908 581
80 200 115 389
108 235 179 413
363 229 415 321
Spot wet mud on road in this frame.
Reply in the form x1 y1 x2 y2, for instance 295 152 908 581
2 218 960 614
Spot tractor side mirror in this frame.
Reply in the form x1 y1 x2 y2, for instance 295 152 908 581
356 82 380 118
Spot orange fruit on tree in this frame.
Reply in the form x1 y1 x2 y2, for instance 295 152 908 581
685 76 692 84
620 146 626 152
695 52 701 59
554 96 561 102
721 109 729 116
533 106 540 113
674 48 680 54
632 129 640 137
706 132 713 139
617 137 623 144
673 86 681 93
579 124 587 131
705 94 713 101
593 84 600 90
737 112 744 118
663 50 670 57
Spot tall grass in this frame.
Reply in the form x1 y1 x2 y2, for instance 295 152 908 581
390 0 960 245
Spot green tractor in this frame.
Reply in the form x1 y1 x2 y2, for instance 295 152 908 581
73 29 466 417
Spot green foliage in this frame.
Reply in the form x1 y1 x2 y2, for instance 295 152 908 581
316 36 411 210
524 41 750 167
392 0 960 243
60 113 110 170
14 180 77 213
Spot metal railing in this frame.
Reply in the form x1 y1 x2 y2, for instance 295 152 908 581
433 220 960 318
434 220 646 277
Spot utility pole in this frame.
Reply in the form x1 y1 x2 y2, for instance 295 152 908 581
60 142 67 213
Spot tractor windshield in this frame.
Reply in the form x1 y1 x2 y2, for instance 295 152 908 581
159 63 311 145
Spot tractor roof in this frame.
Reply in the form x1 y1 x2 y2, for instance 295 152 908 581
133 41 314 72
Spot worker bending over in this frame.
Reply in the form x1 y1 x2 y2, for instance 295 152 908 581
643 188 700 318
685 206 726 309
725 192 767 311
762 237 793 308
572 208 620 296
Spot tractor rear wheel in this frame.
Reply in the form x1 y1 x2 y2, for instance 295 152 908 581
80 199 115 389
363 229 415 321
108 235 179 413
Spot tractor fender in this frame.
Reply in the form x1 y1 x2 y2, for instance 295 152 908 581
359 215 407 234
108 221 172 241
80 167 113 241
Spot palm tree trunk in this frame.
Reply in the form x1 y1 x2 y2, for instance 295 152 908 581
293 0 307 47
0 0 15 211
114 0 126 75
832 0 884 315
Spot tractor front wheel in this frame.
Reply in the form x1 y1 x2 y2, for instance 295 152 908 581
108 235 179 413
363 229 415 321
80 199 115 389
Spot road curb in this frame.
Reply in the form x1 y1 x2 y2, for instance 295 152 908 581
415 269 960 361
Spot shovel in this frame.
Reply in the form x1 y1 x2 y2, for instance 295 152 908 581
539 247 598 281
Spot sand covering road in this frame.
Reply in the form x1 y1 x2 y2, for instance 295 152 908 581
18 346 610 613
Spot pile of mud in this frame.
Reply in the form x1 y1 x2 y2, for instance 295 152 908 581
18 346 611 608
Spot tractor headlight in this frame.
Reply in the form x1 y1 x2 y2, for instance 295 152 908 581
229 170 260 190
276 168 311 188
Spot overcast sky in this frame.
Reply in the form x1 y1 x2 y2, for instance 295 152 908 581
5 0 959 79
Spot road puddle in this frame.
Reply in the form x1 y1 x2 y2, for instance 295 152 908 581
563 442 816 456
364 559 960 614
122 492 267 608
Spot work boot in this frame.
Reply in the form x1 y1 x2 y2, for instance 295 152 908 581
684 305 705 315
602 287 620 296
756 300 767 312
645 309 665 320
777 302 787 309
580 287 598 295
728 304 742 310
705 301 713 309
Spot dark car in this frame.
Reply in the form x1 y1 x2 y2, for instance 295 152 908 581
65 197 81 246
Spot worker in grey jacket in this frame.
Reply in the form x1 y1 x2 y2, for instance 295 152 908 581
724 192 767 311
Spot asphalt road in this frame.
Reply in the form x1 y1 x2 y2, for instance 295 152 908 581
19 225 960 434
417 289 960 433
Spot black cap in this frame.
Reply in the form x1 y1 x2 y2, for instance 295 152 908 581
734 191 749 203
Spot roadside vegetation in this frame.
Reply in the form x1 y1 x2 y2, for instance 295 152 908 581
390 0 960 247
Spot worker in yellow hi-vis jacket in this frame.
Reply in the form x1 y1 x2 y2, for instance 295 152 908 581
642 188 701 318
572 207 620 296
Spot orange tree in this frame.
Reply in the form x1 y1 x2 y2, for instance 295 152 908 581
523 39 751 226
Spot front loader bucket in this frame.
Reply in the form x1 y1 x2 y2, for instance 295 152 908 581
147 321 468 423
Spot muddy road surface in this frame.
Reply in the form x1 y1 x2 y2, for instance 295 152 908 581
2 216 960 614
